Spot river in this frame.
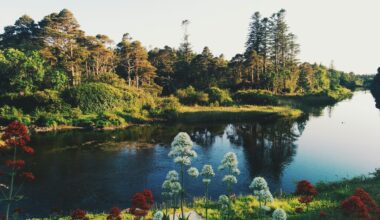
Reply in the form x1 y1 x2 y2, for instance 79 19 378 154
13 90 380 217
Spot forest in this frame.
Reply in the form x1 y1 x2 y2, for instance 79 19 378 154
0 9 365 128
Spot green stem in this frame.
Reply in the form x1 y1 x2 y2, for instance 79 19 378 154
180 164 184 219
205 183 209 220
6 146 17 220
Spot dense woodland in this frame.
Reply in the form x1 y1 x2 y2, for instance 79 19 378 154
0 9 365 127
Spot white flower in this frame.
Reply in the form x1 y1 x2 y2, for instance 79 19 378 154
166 170 179 181
201 164 215 178
272 208 287 220
162 170 182 196
187 167 199 178
222 175 237 184
169 132 197 166
219 152 240 175
250 177 269 191
171 182 182 194
153 211 164 220
218 195 229 205
255 189 274 204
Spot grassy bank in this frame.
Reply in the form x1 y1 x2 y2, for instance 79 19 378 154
29 171 380 220
175 105 302 123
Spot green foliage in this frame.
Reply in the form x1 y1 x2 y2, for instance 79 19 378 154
152 96 181 119
234 90 278 105
0 105 31 125
176 86 209 105
45 70 68 90
206 87 233 106
62 82 126 114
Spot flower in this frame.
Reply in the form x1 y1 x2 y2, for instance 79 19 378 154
218 152 240 175
22 146 34 155
298 195 313 204
222 175 237 184
5 160 25 169
22 172 35 181
341 195 370 219
187 167 199 178
131 189 154 212
353 188 379 213
255 189 274 204
71 209 89 220
1 121 30 148
166 170 179 181
107 207 121 220
218 195 230 209
168 132 197 166
295 180 317 196
201 165 215 178
319 211 328 218
143 189 154 206
250 177 269 191
272 208 287 220
162 170 182 197
153 211 164 220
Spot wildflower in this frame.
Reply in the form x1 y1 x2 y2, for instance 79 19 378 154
353 188 379 213
168 132 197 166
22 146 34 155
166 170 179 181
131 190 154 212
272 208 287 220
143 189 154 208
218 195 230 209
295 207 303 213
298 195 313 204
70 209 89 220
201 165 215 179
153 211 164 220
1 121 30 148
256 189 274 204
22 172 35 181
295 180 317 196
222 175 237 184
187 167 199 178
341 195 370 219
249 177 268 191
107 207 122 220
218 152 240 175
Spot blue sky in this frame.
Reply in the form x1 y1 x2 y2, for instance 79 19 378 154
1 0 379 74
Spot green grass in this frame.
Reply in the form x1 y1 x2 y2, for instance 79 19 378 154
175 105 302 123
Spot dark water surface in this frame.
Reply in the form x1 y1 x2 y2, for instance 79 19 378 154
12 91 380 217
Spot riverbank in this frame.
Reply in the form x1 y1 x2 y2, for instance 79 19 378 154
29 170 380 219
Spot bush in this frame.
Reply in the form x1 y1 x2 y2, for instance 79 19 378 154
206 87 233 106
176 86 209 105
62 83 126 114
0 106 31 125
152 96 181 119
234 90 278 105
33 111 69 127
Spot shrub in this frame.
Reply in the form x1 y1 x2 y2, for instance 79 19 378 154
62 83 125 114
341 196 370 219
234 89 278 105
33 111 69 127
152 96 180 119
176 86 209 105
295 180 317 196
206 87 233 106
0 106 31 125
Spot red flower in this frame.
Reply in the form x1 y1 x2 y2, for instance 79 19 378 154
1 121 30 148
295 207 303 213
71 209 89 220
341 196 370 219
22 172 35 182
130 189 154 217
5 160 25 169
295 180 317 196
143 189 154 208
353 188 380 218
319 211 328 218
107 207 122 220
22 146 34 155
299 195 314 204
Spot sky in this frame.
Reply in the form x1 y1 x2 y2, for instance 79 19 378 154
0 0 379 74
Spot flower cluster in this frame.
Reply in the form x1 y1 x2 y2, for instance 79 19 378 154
187 167 199 178
70 209 89 220
153 211 164 220
162 170 181 197
201 164 215 184
130 189 154 216
5 160 25 169
272 208 287 220
168 132 197 166
222 175 237 185
218 195 230 210
295 180 317 196
1 121 30 148
250 177 273 204
107 207 121 220
218 152 240 175
341 188 380 219
22 172 35 182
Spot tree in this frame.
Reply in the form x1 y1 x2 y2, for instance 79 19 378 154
297 63 314 93
39 9 87 86
0 15 41 51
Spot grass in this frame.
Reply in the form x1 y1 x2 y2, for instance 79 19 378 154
175 105 302 123
28 173 380 219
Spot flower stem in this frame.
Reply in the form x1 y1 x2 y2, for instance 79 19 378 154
6 146 17 220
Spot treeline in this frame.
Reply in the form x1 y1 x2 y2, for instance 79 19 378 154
0 9 363 127
370 67 380 108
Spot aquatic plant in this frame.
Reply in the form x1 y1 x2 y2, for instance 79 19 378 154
200 164 215 220
0 121 35 220
168 132 197 219
272 208 287 220
218 152 240 195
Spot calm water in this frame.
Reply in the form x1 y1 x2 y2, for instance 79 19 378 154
12 91 380 217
